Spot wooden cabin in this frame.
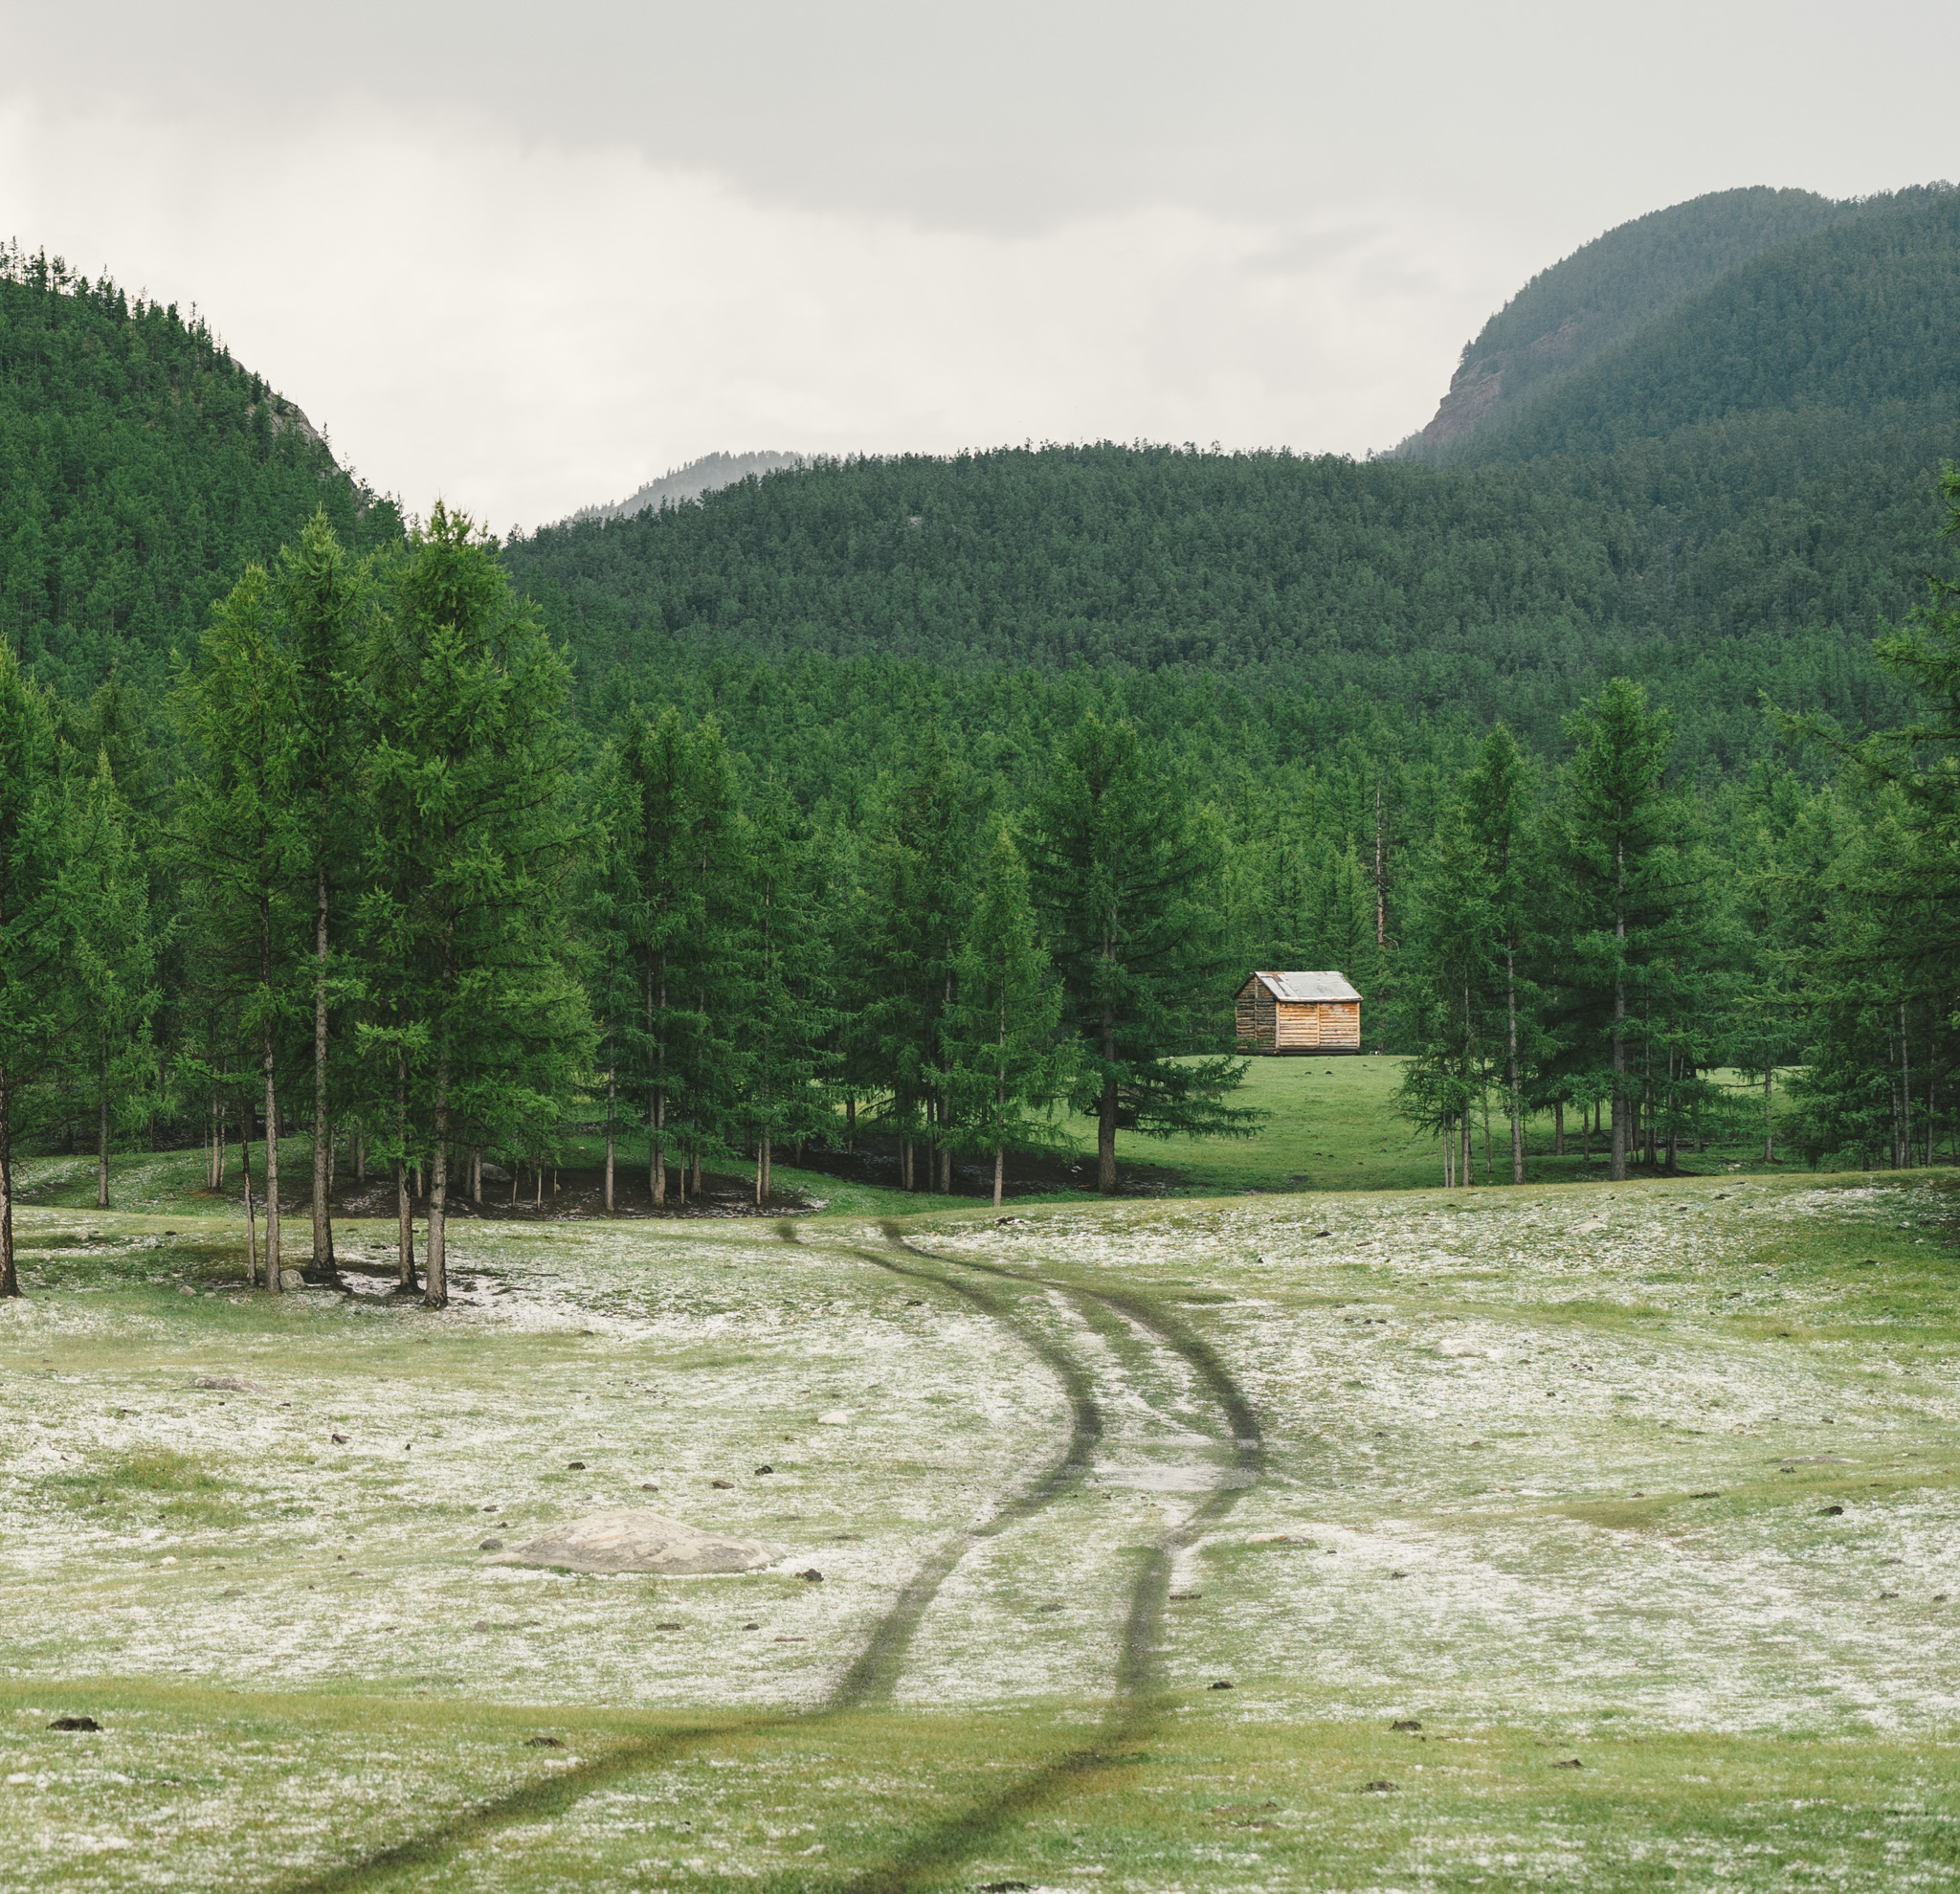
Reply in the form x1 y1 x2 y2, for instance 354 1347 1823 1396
1235 970 1362 1055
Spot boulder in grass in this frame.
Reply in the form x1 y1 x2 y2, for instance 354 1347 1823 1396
491 1509 776 1574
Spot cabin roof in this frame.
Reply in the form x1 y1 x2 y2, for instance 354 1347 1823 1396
1248 969 1362 1003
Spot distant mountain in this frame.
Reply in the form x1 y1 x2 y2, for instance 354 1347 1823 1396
1403 187 1860 458
1457 184 1960 464
574 451 809 522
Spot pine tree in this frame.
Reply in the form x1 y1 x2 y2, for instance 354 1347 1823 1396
947 822 1071 1208
1024 710 1258 1193
0 641 66 1296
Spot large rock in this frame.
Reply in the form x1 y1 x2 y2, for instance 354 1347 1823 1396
491 1509 777 1574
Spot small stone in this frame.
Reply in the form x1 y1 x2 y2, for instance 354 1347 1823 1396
472 1619 492 1631
1169 1591 1202 1601
712 1479 734 1489
331 1433 347 1444
640 1482 659 1491
49 1716 100 1731
1820 1504 1845 1516
905 1298 924 1305
755 1465 774 1476
1362 1778 1394 1793
524 1735 563 1749
191 1375 256 1392
479 1538 504 1551
567 1461 586 1471
1208 1680 1234 1690
742 1621 760 1630
1880 1591 1900 1600
1390 1570 1409 1579
656 1621 682 1630
979 1883 1031 1892
279 1269 306 1291
1036 1602 1063 1613
1689 1491 1721 1500
799 1568 823 1583
1392 1719 1422 1731
1552 1757 1583 1769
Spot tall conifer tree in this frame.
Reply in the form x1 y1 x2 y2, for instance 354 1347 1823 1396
0 642 66 1296
1025 711 1256 1193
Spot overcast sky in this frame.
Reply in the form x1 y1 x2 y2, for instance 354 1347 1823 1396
4 3 1955 529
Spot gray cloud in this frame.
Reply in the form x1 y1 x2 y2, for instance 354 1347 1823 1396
3 2 1954 522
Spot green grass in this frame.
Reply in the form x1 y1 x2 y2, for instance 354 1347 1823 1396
5 1168 1960 1886
11 1057 1820 1230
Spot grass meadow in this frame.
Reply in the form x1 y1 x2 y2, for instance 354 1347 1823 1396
4 1063 1956 1889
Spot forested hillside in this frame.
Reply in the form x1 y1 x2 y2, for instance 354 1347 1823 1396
1406 185 1859 457
4 189 1960 1255
0 246 401 700
1465 185 1960 462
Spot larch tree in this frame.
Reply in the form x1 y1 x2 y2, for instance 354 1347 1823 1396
62 751 162 1208
1460 724 1539 1183
947 821 1070 1209
0 641 67 1296
171 567 300 1286
278 514 367 1274
1555 678 1681 1183
1024 711 1257 1194
365 504 586 1307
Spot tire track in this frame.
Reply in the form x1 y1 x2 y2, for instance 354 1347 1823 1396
822 1225 1264 1894
277 1223 1105 1893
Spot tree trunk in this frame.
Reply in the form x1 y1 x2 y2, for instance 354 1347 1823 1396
652 953 667 1206
395 1158 415 1291
355 1129 364 1183
394 1051 414 1289
1506 948 1524 1184
262 1028 282 1291
1554 1098 1564 1157
311 861 331 1269
473 1148 481 1205
1610 839 1627 1182
426 1055 449 1308
0 1070 16 1299
1900 1003 1912 1170
605 1040 615 1214
1764 1049 1775 1163
1098 1001 1119 1194
238 1102 258 1285
846 1095 856 1155
97 1091 109 1209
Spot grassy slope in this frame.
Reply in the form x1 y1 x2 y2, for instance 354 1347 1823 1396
4 1160 1958 1889
8 1056 1808 1229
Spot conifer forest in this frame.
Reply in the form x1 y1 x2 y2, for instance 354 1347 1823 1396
7 185 1960 1309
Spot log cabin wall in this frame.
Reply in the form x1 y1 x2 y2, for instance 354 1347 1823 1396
1235 978 1277 1052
